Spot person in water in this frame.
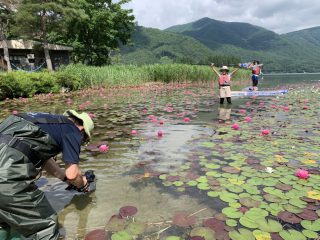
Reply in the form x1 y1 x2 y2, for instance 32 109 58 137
0 110 95 239
211 63 240 104
249 60 263 91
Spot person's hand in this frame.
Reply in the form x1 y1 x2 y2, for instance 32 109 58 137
66 170 96 193
211 63 214 67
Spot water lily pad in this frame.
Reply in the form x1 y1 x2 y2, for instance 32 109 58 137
252 230 272 240
275 183 293 191
283 204 303 214
190 237 205 240
229 228 255 240
263 194 282 203
301 219 320 231
205 163 220 169
172 212 196 227
222 166 240 173
111 230 132 240
207 191 220 197
279 229 306 240
239 216 259 228
222 207 243 219
165 236 182 240
277 211 302 224
219 192 240 203
106 216 126 232
239 197 261 208
189 227 215 240
85 229 108 240
245 208 269 220
296 209 319 220
288 198 307 208
187 180 198 186
226 219 237 227
203 218 226 233
227 185 244 193
256 218 283 232
302 229 318 239
119 206 138 218
197 182 210 190
125 222 145 235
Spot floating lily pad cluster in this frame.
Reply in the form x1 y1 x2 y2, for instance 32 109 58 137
156 87 320 239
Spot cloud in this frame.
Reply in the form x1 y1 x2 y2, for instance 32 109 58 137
124 0 320 33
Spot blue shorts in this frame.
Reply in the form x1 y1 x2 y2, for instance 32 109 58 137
251 75 259 86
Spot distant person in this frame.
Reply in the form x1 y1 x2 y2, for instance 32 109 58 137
249 60 263 91
211 63 240 104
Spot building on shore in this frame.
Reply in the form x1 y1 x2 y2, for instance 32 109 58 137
0 39 73 72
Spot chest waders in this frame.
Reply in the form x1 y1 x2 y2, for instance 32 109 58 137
0 114 73 240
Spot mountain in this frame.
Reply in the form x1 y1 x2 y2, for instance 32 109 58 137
119 26 216 65
119 18 320 72
166 17 283 51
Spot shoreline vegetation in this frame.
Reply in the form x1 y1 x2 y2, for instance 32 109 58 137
0 64 250 101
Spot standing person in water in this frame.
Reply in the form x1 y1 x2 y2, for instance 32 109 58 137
211 63 240 104
249 60 264 91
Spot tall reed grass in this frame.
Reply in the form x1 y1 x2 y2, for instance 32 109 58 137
0 63 250 100
61 63 250 87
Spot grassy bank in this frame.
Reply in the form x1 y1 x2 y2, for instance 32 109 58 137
0 64 250 100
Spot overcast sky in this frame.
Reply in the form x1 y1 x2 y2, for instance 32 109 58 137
124 0 320 34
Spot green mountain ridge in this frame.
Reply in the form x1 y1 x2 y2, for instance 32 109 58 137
119 26 216 65
119 17 320 73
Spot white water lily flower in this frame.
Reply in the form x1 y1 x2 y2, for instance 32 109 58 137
265 167 274 173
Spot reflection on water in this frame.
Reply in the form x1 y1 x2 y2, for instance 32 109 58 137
1 76 319 239
218 105 232 124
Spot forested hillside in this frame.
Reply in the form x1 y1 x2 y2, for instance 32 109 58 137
119 26 216 65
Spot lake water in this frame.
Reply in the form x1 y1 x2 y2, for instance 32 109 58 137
1 73 319 240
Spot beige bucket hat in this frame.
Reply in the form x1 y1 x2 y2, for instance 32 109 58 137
220 66 229 72
63 109 94 139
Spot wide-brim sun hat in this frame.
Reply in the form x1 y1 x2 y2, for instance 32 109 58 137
220 66 229 72
63 109 94 139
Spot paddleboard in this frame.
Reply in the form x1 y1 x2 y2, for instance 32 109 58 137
231 89 288 97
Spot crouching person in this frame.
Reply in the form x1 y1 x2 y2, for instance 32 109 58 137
0 109 94 239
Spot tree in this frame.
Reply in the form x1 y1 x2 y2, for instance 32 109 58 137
0 1 18 71
61 0 135 66
13 0 85 71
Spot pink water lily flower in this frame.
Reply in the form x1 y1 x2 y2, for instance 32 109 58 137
159 120 165 125
246 102 251 106
295 169 309 179
184 117 190 123
261 129 270 135
244 116 252 123
99 144 109 152
239 109 246 114
148 115 155 120
232 123 239 130
157 130 164 137
166 107 174 112
131 130 138 135
12 110 18 115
